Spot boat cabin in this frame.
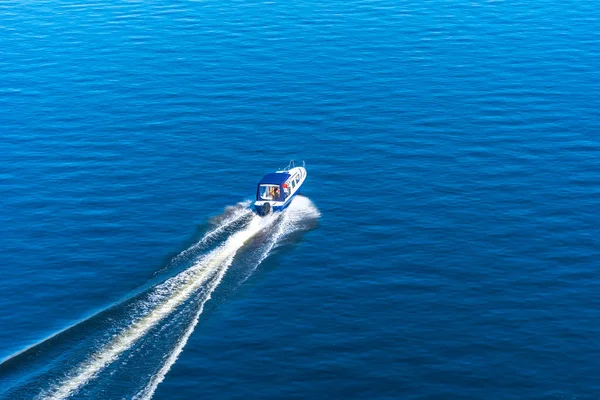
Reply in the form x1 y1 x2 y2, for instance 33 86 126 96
256 170 304 202
256 173 290 202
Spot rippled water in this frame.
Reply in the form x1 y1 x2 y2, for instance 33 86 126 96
1 0 599 399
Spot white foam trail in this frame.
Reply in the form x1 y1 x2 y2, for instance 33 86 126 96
40 212 276 400
132 248 230 400
241 196 319 283
40 197 319 400
170 201 253 264
256 196 320 265
134 196 321 400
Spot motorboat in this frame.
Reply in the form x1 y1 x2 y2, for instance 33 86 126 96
254 161 307 216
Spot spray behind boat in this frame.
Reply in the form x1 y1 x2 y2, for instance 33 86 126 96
254 161 307 216
0 198 320 400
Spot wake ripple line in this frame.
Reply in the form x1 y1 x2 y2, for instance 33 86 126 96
38 197 319 400
242 196 321 283
137 196 320 399
170 202 253 265
132 247 234 400
134 213 280 399
40 213 269 400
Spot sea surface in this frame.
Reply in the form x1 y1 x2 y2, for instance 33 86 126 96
1 0 600 399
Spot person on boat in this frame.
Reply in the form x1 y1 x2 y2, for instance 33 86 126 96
273 187 280 200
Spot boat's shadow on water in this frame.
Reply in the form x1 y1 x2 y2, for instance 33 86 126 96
0 198 319 400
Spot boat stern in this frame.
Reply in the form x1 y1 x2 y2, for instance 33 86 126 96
254 201 271 216
254 200 287 216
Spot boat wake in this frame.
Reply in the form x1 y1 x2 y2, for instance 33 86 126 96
0 197 320 400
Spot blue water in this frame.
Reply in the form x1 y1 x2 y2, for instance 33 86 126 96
1 0 600 398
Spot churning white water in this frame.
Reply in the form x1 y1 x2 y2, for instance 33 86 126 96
39 197 320 400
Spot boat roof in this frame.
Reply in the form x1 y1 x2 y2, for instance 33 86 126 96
258 172 291 185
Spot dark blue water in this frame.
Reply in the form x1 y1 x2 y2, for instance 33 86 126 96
1 0 600 398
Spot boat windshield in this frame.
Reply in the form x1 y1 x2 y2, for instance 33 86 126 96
259 184 281 200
